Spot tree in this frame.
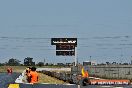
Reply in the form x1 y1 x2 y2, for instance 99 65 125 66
8 58 20 66
0 63 3 66
37 62 44 67
24 57 35 66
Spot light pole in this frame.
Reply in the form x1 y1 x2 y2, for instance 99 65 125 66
120 54 123 64
131 56 132 65
74 47 77 66
90 56 92 62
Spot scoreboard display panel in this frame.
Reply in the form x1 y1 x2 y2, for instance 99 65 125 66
56 44 75 50
56 51 75 56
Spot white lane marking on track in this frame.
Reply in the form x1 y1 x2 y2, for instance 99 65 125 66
101 86 124 88
101 86 113 87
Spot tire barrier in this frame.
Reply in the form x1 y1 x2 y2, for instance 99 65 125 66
41 70 79 84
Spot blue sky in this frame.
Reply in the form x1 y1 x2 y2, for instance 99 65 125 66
0 0 132 64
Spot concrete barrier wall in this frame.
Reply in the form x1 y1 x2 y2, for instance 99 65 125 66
85 65 132 79
37 68 71 72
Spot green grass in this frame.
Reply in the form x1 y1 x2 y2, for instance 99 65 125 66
0 66 26 73
38 73 68 84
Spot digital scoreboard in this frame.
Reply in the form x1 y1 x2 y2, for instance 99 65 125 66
51 38 77 56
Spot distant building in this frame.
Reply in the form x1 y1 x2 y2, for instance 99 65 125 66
24 57 35 66
83 61 96 66
66 63 72 66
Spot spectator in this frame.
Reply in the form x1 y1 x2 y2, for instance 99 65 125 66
25 67 31 83
28 67 38 84
7 67 12 74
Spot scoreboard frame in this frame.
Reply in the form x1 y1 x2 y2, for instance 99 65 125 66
51 38 77 56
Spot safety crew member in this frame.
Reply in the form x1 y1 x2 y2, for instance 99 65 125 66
28 67 39 84
81 67 90 86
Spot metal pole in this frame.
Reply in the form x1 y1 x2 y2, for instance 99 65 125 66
131 56 132 64
90 56 91 63
75 47 77 66
44 59 45 66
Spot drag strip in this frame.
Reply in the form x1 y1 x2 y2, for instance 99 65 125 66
0 72 20 88
19 83 77 88
10 83 132 88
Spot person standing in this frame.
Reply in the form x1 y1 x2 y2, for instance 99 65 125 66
7 67 12 74
25 67 31 83
81 67 90 86
28 67 39 84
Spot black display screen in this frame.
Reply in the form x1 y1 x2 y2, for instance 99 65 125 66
56 51 75 56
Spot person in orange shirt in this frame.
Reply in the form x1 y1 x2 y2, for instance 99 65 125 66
28 67 38 84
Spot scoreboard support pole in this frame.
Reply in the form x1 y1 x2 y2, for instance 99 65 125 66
75 47 77 66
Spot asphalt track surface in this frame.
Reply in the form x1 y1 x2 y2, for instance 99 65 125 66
0 73 20 88
19 84 132 88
